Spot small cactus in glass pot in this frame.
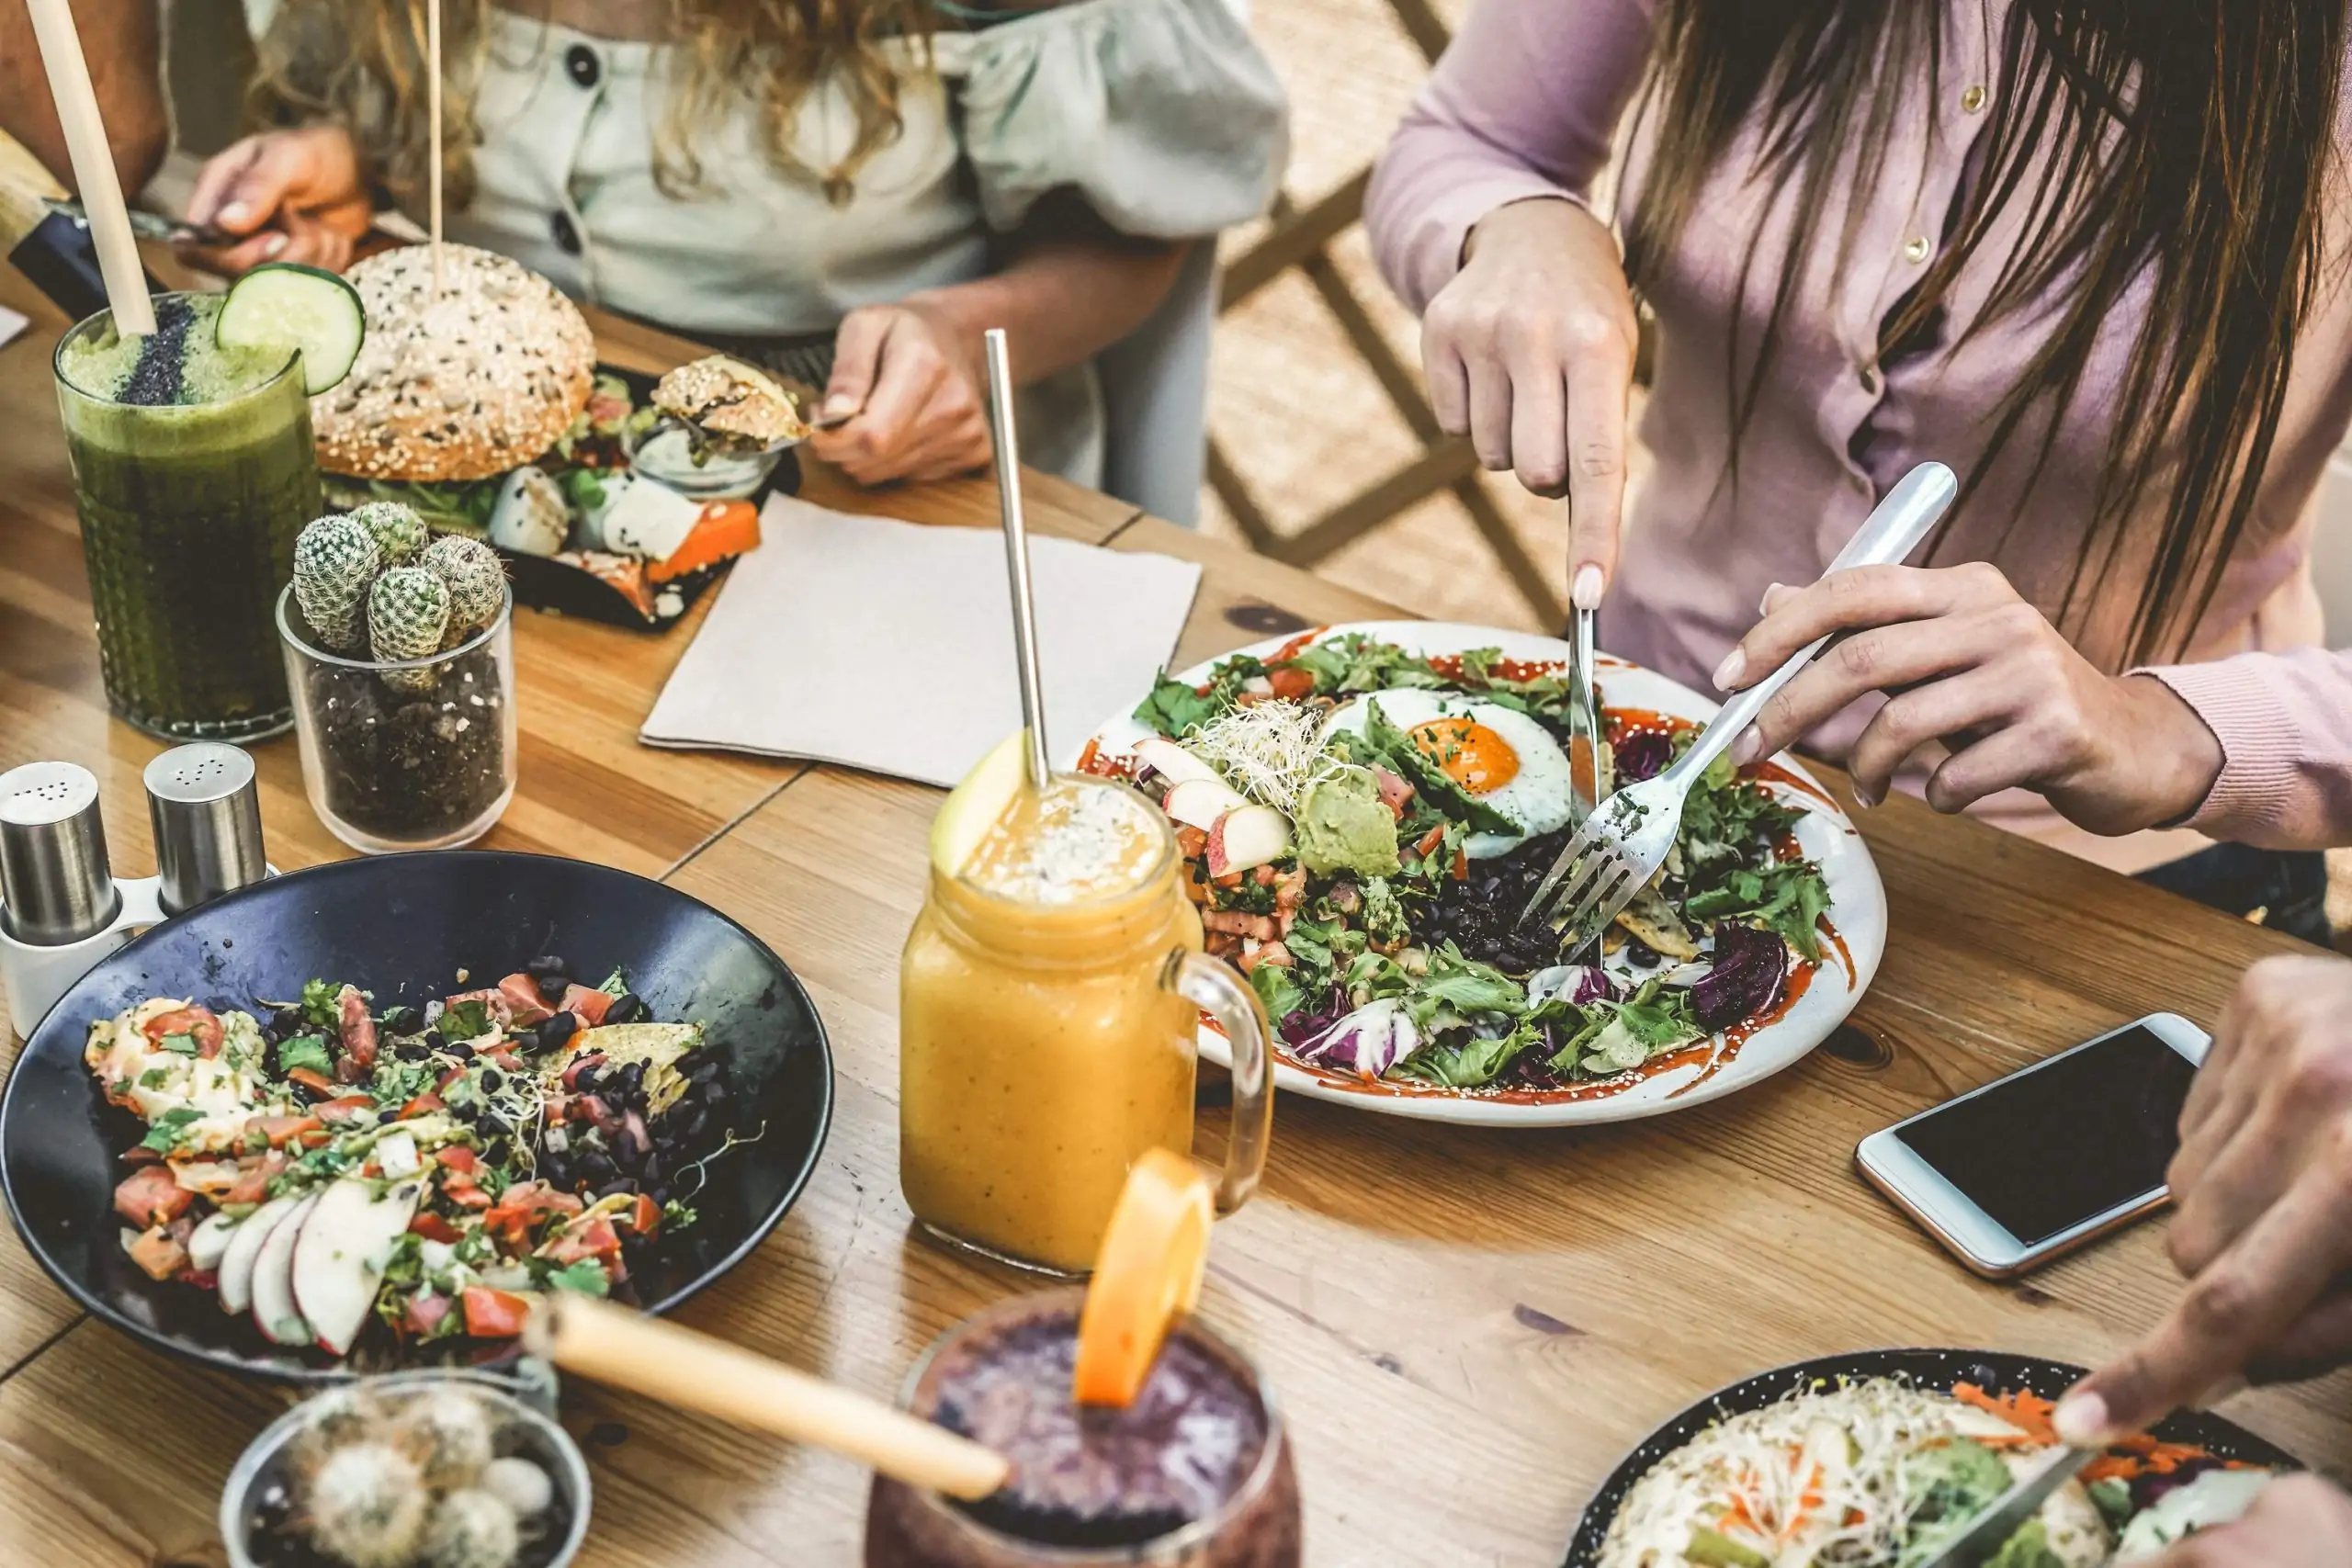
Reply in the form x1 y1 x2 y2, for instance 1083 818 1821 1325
346 500 429 564
369 566 453 691
291 514 381 654
420 535 507 645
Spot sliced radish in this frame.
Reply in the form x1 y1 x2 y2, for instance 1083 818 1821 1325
1206 805 1293 879
218 1194 303 1316
292 1178 424 1357
1164 777 1249 831
187 1212 240 1274
1131 737 1221 786
252 1193 318 1347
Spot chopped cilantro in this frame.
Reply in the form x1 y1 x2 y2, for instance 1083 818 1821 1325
597 969 630 999
157 1032 199 1055
441 998 492 1041
300 978 343 1029
661 1199 699 1231
140 1106 204 1153
277 1035 333 1076
138 1067 170 1089
540 1258 611 1296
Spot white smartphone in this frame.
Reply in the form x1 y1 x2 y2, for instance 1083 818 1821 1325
1855 1012 2211 1279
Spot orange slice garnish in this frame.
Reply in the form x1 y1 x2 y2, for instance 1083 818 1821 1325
1072 1147 1213 1408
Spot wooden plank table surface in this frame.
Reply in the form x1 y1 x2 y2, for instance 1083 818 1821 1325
2 288 2346 1567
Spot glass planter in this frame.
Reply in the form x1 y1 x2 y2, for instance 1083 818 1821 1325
277 582 518 853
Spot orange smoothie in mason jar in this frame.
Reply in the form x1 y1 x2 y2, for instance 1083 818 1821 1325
900 739 1273 1274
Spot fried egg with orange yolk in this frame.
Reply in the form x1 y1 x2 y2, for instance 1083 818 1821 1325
1324 688 1577 857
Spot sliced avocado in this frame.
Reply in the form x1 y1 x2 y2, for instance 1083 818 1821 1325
1685 1527 1770 1568
567 1021 703 1113
1360 698 1522 836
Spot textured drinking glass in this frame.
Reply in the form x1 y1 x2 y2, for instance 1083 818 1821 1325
55 296 319 740
277 583 517 852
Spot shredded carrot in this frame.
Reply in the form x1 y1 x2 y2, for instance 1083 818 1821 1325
1955 1383 2224 1483
1952 1382 2058 1445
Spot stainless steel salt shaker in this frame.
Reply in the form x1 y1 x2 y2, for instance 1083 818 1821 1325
144 743 267 916
0 761 119 945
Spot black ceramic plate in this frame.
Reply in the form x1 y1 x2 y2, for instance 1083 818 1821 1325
1 851 832 1383
1561 1347 2303 1566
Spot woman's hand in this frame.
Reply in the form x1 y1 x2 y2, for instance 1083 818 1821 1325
809 299 991 487
1710 561 2223 833
2135 1475 2352 1566
1419 196 1636 609
183 127 372 276
2054 955 2352 1447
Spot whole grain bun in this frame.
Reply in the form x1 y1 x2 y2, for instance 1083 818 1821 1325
311 243 596 482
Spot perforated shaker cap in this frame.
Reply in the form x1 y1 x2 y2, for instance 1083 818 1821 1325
143 744 266 916
0 761 118 944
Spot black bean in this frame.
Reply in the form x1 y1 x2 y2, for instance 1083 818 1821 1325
526 953 568 980
484 1137 511 1166
616 1062 646 1096
687 1060 720 1086
536 973 570 1006
446 1040 474 1060
648 1185 670 1207
397 1041 431 1062
539 1154 571 1188
685 1108 711 1140
580 1153 616 1184
423 1029 447 1051
572 1066 602 1096
379 1005 420 1032
271 1005 306 1037
540 1011 579 1049
640 1152 663 1184
1626 942 1660 969
605 993 649 1025
480 1068 504 1091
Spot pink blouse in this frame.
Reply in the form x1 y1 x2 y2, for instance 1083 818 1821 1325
1365 0 2352 869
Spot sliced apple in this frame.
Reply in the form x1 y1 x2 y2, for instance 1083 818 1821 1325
1205 805 1292 879
930 729 1029 877
1164 777 1249 831
218 1193 302 1315
293 1177 424 1356
252 1193 318 1347
187 1211 240 1274
1130 736 1221 787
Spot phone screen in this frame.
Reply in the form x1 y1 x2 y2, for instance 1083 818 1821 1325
1894 1025 2199 1247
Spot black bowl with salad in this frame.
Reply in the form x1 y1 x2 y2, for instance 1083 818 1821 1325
0 852 832 1382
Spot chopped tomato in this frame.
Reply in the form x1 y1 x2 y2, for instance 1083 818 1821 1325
434 1145 480 1175
622 1193 662 1235
497 974 555 1026
114 1164 193 1227
398 1092 447 1120
1269 630 1321 664
1451 846 1469 882
225 1155 284 1206
1411 824 1445 863
441 1178 492 1211
336 984 378 1069
461 1286 532 1338
141 1005 224 1058
127 1224 189 1281
404 1292 455 1337
408 1212 463 1244
316 1095 377 1124
286 1066 339 1097
1373 767 1415 819
541 1215 621 1266
1266 665 1317 701
254 1115 322 1149
484 1184 585 1249
559 985 612 1028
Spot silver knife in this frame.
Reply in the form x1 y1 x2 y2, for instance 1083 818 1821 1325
43 197 235 250
1565 604 1603 828
1913 1447 2096 1568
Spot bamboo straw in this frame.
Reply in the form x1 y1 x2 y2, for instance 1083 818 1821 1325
526 1295 1012 1501
426 0 444 297
21 0 153 334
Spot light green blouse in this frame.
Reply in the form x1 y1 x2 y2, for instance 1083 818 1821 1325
243 0 1289 480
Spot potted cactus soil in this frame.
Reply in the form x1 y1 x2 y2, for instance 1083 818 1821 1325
278 502 518 851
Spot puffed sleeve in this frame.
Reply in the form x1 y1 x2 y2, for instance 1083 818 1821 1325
955 0 1289 239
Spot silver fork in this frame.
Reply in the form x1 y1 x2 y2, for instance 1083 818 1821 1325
1518 460 1961 949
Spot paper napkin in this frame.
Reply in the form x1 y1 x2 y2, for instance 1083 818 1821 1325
0 306 29 353
640 494 1204 786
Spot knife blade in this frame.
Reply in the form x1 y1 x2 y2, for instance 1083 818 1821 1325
1912 1447 2096 1568
43 197 234 250
1565 604 1602 828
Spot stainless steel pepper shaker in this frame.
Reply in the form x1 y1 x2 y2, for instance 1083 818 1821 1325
0 761 119 945
143 743 267 916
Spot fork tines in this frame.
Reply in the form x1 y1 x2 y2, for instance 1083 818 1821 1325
1521 822 1644 955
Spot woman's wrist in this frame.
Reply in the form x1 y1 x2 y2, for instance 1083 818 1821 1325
2108 673 2226 830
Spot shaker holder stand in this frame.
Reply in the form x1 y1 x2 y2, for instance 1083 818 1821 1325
2 868 278 1039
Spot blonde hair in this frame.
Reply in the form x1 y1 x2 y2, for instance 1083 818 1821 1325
251 0 941 209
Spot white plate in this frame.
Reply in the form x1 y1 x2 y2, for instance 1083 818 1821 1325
1073 621 1886 1128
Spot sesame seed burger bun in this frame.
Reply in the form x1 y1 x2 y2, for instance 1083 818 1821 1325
310 243 596 483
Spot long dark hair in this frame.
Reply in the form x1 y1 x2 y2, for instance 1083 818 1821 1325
1623 1 2346 665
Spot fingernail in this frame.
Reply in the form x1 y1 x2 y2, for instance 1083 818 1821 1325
822 393 859 419
1711 648 1747 692
1731 727 1762 766
2052 1391 2109 1447
1571 565 1603 611
218 200 251 228
261 232 288 258
1851 782 1879 809
1759 582 1788 615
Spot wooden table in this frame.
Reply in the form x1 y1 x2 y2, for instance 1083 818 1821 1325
2 276 2345 1568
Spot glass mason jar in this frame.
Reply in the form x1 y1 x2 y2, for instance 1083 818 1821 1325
277 581 518 852
899 783 1274 1276
865 1289 1302 1568
55 294 321 740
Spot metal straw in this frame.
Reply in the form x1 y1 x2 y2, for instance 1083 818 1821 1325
983 328 1052 790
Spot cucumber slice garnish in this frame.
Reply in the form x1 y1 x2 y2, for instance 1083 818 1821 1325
216 262 366 395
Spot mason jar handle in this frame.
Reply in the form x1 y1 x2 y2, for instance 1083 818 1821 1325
1165 952 1274 1217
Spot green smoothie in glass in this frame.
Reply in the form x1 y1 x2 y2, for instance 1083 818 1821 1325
54 291 321 740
